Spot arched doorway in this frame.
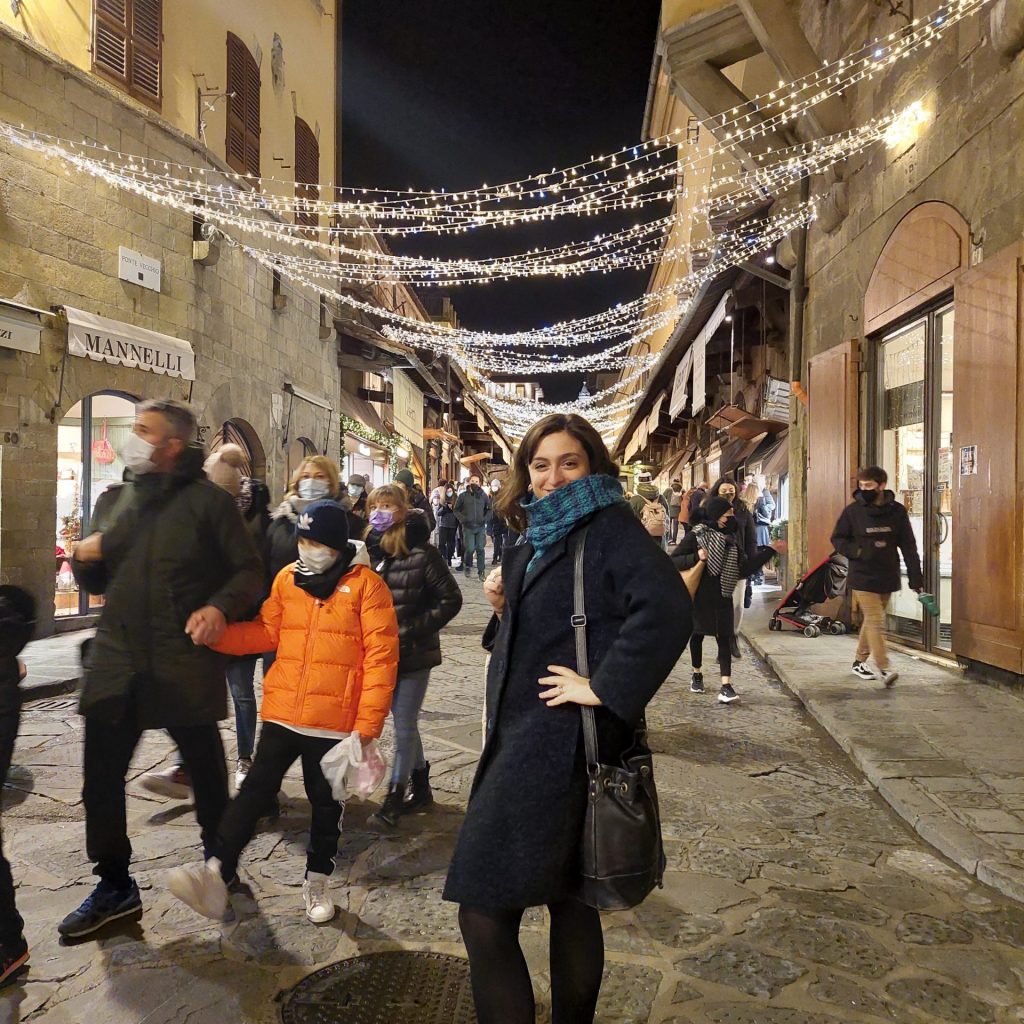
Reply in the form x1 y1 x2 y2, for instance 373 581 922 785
56 391 138 618
864 202 969 654
208 418 267 480
286 436 318 489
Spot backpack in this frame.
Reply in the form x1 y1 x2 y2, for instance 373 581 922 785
640 497 668 538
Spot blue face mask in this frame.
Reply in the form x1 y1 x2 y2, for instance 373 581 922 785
348 484 364 498
369 509 395 532
298 478 330 501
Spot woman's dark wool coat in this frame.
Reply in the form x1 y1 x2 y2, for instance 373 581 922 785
443 502 691 909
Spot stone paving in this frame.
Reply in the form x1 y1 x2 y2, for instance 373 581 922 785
4 562 1024 1023
742 598 1024 905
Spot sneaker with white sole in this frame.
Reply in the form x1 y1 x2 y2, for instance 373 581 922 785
879 670 899 688
166 858 228 921
235 758 252 791
851 661 876 681
140 764 192 800
302 872 336 924
718 683 739 704
690 671 705 694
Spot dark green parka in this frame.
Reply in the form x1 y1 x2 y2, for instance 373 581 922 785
72 444 263 727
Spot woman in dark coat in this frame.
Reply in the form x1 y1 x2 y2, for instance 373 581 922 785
706 477 758 657
435 483 459 565
444 413 690 1024
363 485 463 827
672 496 781 705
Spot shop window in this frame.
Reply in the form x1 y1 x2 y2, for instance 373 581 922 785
295 117 320 228
226 32 260 178
93 0 163 109
56 392 137 618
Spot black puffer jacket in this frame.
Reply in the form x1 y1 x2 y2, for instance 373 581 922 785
72 444 263 727
831 489 922 594
705 482 758 574
0 585 35 717
265 494 365 579
366 511 463 673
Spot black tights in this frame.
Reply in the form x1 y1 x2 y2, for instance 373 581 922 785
458 899 604 1024
690 632 732 676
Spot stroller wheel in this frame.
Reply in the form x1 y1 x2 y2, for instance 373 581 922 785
829 621 846 635
803 624 820 638
769 618 780 631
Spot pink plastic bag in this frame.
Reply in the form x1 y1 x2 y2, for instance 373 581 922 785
320 734 387 801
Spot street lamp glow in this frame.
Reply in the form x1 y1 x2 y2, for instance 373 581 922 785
884 102 930 148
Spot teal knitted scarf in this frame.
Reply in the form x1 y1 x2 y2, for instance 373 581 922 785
522 474 626 572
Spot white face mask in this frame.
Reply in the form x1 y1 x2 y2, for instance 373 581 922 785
121 432 159 475
298 541 338 574
298 478 330 501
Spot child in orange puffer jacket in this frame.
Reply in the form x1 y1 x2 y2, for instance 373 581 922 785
166 500 398 925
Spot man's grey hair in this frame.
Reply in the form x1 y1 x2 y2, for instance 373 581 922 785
137 399 197 442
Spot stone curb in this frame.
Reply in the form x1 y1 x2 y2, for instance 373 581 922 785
19 675 80 705
742 626 1024 907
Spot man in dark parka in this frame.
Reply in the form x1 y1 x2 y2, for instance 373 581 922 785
59 399 263 939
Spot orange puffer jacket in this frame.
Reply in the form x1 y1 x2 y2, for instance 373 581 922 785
213 562 399 737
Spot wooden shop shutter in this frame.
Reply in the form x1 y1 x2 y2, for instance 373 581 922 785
93 0 162 108
226 33 260 178
294 117 320 227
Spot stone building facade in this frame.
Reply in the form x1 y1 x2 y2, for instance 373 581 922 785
0 6 342 636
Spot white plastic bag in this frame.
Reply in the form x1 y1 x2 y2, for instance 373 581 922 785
320 734 387 802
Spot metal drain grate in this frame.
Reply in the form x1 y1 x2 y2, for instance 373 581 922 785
279 951 477 1024
24 697 78 712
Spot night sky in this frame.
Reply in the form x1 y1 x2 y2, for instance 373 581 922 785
341 0 662 402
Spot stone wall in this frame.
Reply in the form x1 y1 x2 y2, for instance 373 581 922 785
0 26 340 636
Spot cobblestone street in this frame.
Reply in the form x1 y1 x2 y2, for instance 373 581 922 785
4 574 1024 1024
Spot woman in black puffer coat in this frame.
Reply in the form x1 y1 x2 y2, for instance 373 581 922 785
364 484 463 827
706 477 758 657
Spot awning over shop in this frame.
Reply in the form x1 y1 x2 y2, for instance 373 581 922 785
337 387 388 437
461 451 490 465
424 427 460 445
65 306 195 380
0 299 48 354
725 415 788 440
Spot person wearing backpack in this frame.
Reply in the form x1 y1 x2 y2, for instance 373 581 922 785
629 471 670 549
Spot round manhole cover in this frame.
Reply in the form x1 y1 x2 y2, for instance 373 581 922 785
280 951 477 1024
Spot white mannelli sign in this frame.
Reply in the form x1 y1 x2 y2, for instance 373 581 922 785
118 246 162 292
392 369 423 443
669 348 693 420
65 307 196 379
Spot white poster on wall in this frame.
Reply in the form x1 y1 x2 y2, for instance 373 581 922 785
691 337 707 414
392 369 423 443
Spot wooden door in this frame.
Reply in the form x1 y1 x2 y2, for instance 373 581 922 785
952 243 1024 673
806 341 860 567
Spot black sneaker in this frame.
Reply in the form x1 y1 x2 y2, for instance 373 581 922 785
690 672 705 694
851 661 875 681
57 879 142 939
718 683 739 704
0 939 28 989
730 637 741 660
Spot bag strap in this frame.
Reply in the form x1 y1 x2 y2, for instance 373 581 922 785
572 526 601 770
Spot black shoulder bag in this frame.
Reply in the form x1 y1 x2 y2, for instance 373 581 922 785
572 527 666 911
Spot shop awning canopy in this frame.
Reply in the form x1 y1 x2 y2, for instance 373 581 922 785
338 388 388 437
724 414 789 440
65 306 195 380
460 451 491 465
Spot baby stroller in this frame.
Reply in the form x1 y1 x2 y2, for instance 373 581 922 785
769 551 848 638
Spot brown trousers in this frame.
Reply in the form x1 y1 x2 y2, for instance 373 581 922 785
853 590 891 671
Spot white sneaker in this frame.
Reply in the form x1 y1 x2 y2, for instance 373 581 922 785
235 758 252 791
879 670 899 688
166 858 228 920
302 872 336 924
140 764 192 800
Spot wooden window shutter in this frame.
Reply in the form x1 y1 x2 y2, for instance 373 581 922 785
129 0 162 105
294 117 320 227
94 0 129 85
226 33 260 178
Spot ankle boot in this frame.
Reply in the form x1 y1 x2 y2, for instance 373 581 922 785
371 785 406 828
405 763 434 813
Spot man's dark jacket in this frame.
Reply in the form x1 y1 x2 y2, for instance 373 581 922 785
72 443 263 727
831 489 923 594
454 485 490 530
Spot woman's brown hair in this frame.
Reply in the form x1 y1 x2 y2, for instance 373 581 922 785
366 484 411 557
496 413 620 533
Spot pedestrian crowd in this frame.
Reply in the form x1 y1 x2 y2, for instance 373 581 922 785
0 400 919 1024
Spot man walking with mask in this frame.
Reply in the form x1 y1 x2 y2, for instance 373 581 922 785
454 474 490 581
59 399 263 939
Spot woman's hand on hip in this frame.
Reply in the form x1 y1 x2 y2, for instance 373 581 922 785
539 666 602 707
484 567 505 616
